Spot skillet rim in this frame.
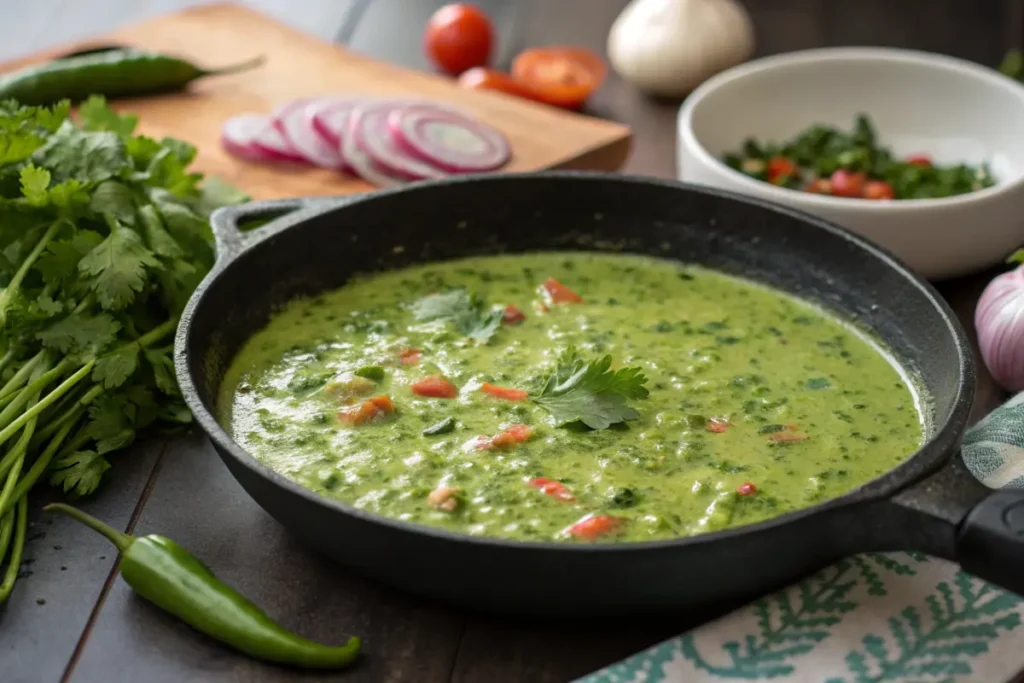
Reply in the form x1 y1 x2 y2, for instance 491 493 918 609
175 171 975 554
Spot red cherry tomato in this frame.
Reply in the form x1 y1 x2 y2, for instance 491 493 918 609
766 156 797 184
829 170 866 198
411 375 459 399
424 3 495 76
511 47 606 109
906 154 932 167
458 67 544 101
863 180 895 200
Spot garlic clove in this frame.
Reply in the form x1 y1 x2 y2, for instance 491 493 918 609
607 0 755 98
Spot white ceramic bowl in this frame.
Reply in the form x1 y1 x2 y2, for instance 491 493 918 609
678 47 1024 280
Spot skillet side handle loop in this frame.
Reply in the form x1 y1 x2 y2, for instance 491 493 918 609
210 198 314 264
957 489 1024 594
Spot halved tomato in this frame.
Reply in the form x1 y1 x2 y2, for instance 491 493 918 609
511 47 606 109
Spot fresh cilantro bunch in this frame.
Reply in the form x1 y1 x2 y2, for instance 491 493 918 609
0 96 246 602
533 347 649 430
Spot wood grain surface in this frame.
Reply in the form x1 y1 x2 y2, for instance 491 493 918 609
0 1 1019 681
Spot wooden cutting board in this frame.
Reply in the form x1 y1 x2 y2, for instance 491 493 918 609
0 3 632 200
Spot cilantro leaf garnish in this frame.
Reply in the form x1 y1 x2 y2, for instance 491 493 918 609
49 450 110 497
78 220 161 310
532 347 650 430
411 288 504 343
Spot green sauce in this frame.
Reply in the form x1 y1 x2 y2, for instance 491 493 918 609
218 252 923 543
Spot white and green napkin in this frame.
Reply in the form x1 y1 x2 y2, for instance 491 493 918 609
578 393 1024 683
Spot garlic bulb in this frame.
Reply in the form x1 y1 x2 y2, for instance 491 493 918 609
607 0 755 97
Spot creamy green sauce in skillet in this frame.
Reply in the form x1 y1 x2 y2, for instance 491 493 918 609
218 252 923 543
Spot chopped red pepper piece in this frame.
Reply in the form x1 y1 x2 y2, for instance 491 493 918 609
906 154 932 167
542 277 583 303
338 394 395 425
529 477 575 502
769 431 809 444
767 156 797 184
736 482 758 496
489 424 533 448
479 383 528 401
706 418 729 433
399 348 422 365
566 514 621 540
411 375 459 398
502 305 526 325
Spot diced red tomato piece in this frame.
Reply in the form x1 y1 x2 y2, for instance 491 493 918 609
767 156 797 184
736 482 758 496
706 418 729 433
804 178 832 195
502 304 526 325
400 348 422 365
542 277 583 303
533 301 550 314
863 180 895 200
338 394 395 425
566 514 621 540
906 154 932 167
829 170 866 198
411 375 458 398
466 435 494 450
479 382 528 401
529 477 575 502
489 424 533 448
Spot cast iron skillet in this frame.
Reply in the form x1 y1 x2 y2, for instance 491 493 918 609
176 172 1024 617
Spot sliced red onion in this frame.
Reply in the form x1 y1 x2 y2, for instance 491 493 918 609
310 98 363 147
272 97 344 168
388 105 511 172
976 265 1024 392
247 111 306 162
348 100 450 182
221 114 303 162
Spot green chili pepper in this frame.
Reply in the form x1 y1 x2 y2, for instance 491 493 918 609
0 51 264 106
44 503 361 669
422 416 457 436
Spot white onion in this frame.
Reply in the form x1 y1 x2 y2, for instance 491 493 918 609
976 265 1024 391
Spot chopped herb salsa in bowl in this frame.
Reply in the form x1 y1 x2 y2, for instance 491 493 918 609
723 115 996 201
219 252 923 544
678 47 1024 279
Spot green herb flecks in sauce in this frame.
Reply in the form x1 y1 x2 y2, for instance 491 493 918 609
219 252 923 543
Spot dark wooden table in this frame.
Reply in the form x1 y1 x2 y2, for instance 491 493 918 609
1 1 1020 681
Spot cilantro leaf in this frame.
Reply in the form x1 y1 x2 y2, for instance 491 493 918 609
77 96 138 137
35 229 104 286
532 347 650 430
37 312 120 355
20 165 50 205
196 176 250 217
89 180 136 224
137 205 183 259
49 450 111 497
92 342 139 389
145 347 178 395
78 223 161 310
32 120 129 184
411 288 504 343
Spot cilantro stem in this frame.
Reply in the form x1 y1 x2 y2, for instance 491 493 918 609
0 395 39 517
0 497 27 603
135 318 178 348
0 506 12 568
0 361 93 453
0 348 15 377
0 418 77 519
0 351 44 402
30 385 100 450
0 359 68 431
0 221 60 326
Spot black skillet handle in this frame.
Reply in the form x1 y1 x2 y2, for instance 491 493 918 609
957 489 1024 593
209 196 360 264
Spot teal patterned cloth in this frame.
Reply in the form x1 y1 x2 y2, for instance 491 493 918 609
577 394 1024 683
